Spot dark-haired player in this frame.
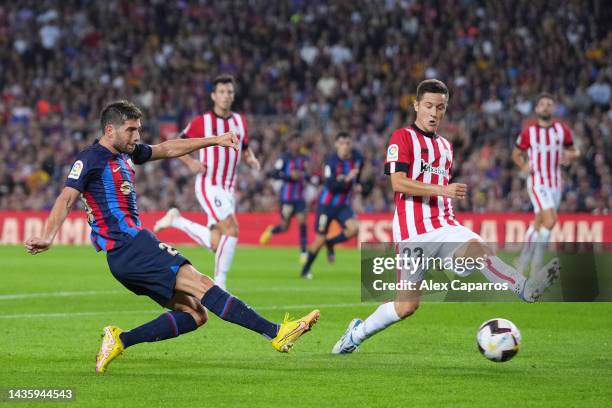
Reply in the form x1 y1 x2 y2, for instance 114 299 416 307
25 100 319 373
300 132 363 279
512 93 579 274
154 74 260 289
260 135 310 263
332 80 560 354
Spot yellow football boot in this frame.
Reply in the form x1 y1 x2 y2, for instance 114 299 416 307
271 310 320 352
95 326 125 373
259 225 274 245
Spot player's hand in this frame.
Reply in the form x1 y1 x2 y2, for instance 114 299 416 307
217 132 239 150
443 183 467 199
247 156 261 171
521 163 531 174
187 160 206 174
24 237 52 255
346 168 360 181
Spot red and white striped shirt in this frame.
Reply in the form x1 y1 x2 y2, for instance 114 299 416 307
183 111 249 192
384 125 460 241
515 121 573 190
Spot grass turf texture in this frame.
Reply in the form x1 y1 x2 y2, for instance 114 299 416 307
1 245 611 407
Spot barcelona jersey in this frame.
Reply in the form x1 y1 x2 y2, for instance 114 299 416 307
65 140 152 251
318 149 363 207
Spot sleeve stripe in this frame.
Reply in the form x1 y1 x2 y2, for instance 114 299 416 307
384 162 409 174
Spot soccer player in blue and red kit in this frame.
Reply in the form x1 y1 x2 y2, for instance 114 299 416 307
300 132 363 279
259 135 310 263
24 100 319 373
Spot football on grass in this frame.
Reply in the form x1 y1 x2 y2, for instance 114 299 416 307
476 318 521 362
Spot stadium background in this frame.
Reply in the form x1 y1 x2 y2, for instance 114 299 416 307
1 0 610 221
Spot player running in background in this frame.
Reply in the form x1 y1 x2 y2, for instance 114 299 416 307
332 80 560 354
300 132 363 279
25 101 319 373
512 93 579 275
259 134 310 263
154 74 260 289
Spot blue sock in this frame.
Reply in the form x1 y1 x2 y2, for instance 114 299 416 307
272 225 284 234
327 232 348 246
201 285 279 340
301 251 318 275
119 310 198 349
299 223 307 253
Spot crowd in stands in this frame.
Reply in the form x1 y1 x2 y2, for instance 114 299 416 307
1 0 610 214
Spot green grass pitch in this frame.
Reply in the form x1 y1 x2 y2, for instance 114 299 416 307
1 245 611 407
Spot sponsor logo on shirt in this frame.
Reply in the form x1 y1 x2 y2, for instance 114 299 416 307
420 160 449 177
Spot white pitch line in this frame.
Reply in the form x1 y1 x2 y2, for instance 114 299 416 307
0 290 124 300
0 286 355 301
0 302 377 320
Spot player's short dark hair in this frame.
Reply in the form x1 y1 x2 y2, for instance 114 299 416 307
536 92 555 104
416 79 449 101
100 100 142 131
213 74 236 91
335 131 351 140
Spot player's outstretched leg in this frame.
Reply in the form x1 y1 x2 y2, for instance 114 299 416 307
457 240 560 302
299 222 308 264
302 233 327 279
176 264 320 352
154 208 213 250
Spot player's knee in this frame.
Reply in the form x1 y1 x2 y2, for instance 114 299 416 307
395 300 420 319
182 307 208 327
542 214 557 230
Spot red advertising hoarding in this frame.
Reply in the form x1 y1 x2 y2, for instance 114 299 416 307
1 211 610 246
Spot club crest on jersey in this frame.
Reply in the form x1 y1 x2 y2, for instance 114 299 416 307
68 160 83 179
126 158 135 171
387 144 399 161
420 160 449 177
120 181 133 195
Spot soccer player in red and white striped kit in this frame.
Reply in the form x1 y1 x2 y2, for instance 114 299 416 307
512 93 579 275
155 74 261 289
332 80 561 354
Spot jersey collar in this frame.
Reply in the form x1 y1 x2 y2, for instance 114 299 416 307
411 123 438 139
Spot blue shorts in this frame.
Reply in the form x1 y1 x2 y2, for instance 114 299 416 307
106 229 189 306
315 204 355 234
279 199 306 221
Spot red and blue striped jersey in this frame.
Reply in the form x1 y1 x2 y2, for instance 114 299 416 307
273 153 309 202
65 140 152 252
318 149 363 207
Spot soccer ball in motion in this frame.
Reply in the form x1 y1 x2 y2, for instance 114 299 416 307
476 318 521 362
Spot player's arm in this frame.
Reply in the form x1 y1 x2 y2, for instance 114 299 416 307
389 172 466 199
512 147 530 173
324 162 353 192
270 156 292 181
177 154 205 174
24 187 81 255
512 129 530 173
149 132 238 161
561 146 580 165
242 147 261 171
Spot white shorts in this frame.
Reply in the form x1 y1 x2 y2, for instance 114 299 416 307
195 179 235 227
397 225 482 282
527 183 561 213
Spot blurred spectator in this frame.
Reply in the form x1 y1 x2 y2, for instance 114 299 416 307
0 0 610 215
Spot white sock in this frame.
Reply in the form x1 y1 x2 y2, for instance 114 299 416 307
215 236 237 289
531 227 552 274
172 216 211 249
481 256 527 293
352 302 400 345
516 225 537 272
